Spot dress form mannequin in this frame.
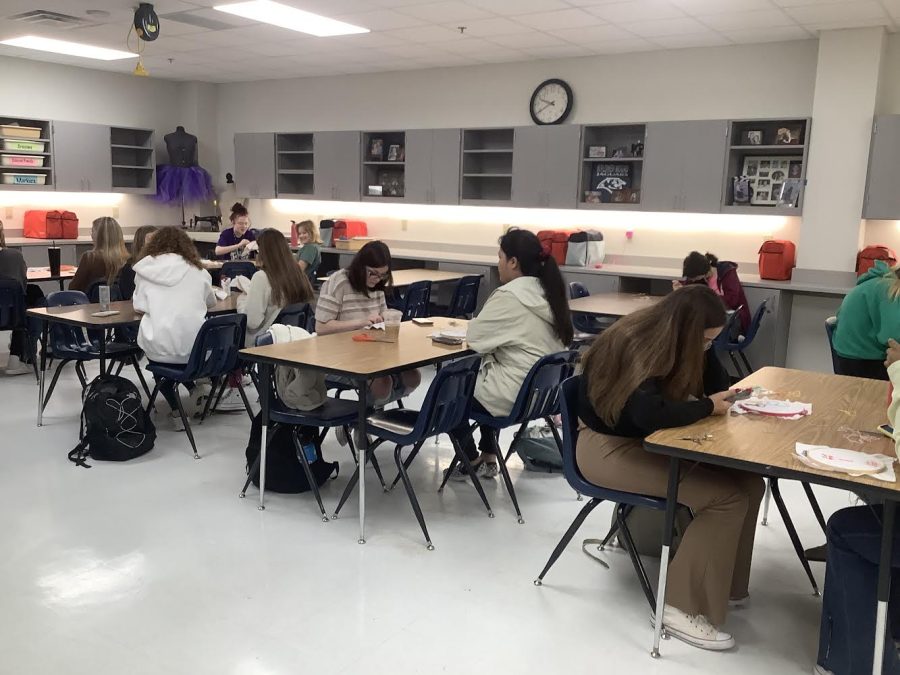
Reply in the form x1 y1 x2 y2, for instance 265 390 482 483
164 126 198 167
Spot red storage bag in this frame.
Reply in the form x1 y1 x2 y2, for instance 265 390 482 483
758 240 797 280
23 210 79 240
536 229 574 265
333 220 367 241
60 211 78 239
856 245 897 276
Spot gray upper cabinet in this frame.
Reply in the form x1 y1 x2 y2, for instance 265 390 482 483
864 115 900 219
641 120 727 213
53 121 112 193
234 132 276 199
314 131 360 201
512 125 579 208
395 129 460 205
404 129 432 204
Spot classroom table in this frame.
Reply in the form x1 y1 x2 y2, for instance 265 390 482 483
643 367 896 672
568 292 660 317
26 265 76 291
317 268 476 288
27 295 238 426
240 317 473 543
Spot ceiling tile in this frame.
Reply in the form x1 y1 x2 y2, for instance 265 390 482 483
620 16 711 36
396 1 493 22
587 37 659 53
488 31 568 48
586 1 686 23
722 24 813 42
524 43 595 58
769 0 848 6
671 0 775 12
444 17 537 36
698 8 798 31
783 0 889 25
463 0 573 14
650 31 732 48
513 8 607 29
378 42 448 58
383 24 465 42
328 32 410 49
333 9 427 31
549 24 640 43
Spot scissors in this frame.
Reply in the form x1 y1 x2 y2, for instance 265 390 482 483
679 433 713 445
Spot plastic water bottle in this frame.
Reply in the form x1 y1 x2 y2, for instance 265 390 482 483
98 285 110 312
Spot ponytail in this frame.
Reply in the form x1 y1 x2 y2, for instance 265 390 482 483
499 229 573 346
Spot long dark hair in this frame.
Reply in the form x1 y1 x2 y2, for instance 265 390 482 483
346 241 393 297
257 229 313 306
230 202 248 223
499 229 573 346
582 285 727 426
130 225 158 264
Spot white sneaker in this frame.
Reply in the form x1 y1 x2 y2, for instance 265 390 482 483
813 666 834 675
168 411 185 432
189 383 213 418
216 387 247 412
4 355 32 376
657 604 735 651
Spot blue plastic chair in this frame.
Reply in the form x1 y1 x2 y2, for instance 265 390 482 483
398 280 432 321
239 330 362 521
41 290 148 412
714 298 770 378
439 350 578 524
332 355 489 549
433 275 481 319
0 278 36 378
221 261 257 280
273 302 313 330
825 316 841 374
145 313 250 459
568 282 615 344
533 376 670 611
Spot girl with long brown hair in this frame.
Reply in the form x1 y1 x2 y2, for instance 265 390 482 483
576 285 764 652
70 216 129 292
118 225 157 300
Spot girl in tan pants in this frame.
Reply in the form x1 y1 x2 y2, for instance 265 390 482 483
575 285 765 651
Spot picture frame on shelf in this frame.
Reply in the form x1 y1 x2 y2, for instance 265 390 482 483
387 144 404 162
733 176 751 203
368 138 384 160
741 156 795 206
775 126 802 145
588 145 607 158
368 184 383 196
592 163 632 202
631 142 643 157
742 130 763 145
778 178 803 207
612 147 628 158
788 161 802 178
584 191 602 204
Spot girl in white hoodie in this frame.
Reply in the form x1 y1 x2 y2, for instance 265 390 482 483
448 229 573 480
133 227 216 417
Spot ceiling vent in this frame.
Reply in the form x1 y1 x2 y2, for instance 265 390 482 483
6 10 91 29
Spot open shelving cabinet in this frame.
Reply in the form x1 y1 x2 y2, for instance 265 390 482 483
110 126 155 193
276 133 314 197
578 124 645 209
461 128 514 204
361 130 405 200
0 116 53 190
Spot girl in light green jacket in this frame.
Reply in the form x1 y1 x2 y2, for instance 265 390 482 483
447 229 573 481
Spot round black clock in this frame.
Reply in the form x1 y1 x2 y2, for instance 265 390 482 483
529 78 573 125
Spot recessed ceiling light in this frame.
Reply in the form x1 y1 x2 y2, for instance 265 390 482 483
0 35 137 60
213 0 369 37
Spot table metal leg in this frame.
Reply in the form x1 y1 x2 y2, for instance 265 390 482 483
36 320 48 427
873 500 896 675
258 363 271 511
652 456 680 659
357 377 368 545
761 478 772 526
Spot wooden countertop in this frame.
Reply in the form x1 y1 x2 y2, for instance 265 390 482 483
569 292 660 317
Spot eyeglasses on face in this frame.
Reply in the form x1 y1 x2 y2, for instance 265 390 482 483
366 267 389 281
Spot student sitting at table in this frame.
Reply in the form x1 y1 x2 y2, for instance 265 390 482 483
70 217 129 293
294 219 322 282
214 203 256 261
577 284 764 651
832 260 900 381
315 241 420 416
117 225 157 301
0 219 42 375
814 337 900 675
446 228 572 480
675 251 751 333
133 227 217 429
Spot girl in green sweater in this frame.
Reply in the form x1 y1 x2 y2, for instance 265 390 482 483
832 260 900 380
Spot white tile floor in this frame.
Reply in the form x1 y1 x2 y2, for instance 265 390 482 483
0 353 852 675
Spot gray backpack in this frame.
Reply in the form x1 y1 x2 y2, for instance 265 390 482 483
514 424 563 472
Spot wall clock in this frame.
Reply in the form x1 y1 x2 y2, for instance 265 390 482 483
529 78 573 125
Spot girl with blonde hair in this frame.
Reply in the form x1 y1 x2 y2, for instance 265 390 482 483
70 216 128 292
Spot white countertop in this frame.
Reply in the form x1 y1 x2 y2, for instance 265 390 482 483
7 235 133 245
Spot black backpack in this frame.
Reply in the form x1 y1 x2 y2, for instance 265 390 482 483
68 375 156 468
245 413 338 493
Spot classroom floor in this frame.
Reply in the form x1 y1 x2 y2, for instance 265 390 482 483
0 353 850 675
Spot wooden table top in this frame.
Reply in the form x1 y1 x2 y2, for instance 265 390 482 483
26 265 76 281
26 294 239 327
569 292 660 317
241 317 472 378
645 367 899 497
317 269 476 288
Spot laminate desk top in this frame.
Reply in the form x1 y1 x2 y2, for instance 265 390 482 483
569 292 660 317
26 295 239 327
26 265 76 281
645 367 897 497
317 269 476 287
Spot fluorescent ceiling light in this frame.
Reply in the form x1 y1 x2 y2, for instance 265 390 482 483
0 35 137 61
214 0 369 37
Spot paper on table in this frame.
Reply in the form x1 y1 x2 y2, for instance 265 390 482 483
364 322 385 330
732 397 812 420
795 443 896 482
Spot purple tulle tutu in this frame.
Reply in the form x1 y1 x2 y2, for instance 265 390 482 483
154 164 214 204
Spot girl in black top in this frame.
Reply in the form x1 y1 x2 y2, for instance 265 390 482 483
576 285 764 652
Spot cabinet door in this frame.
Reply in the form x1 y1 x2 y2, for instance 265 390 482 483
681 120 727 213
314 131 360 201
404 129 432 204
864 115 900 219
430 128 461 205
640 121 686 212
234 133 275 199
511 126 545 207
53 121 111 192
542 125 580 209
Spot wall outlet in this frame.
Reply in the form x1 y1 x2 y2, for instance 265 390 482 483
112 207 120 219
625 230 634 240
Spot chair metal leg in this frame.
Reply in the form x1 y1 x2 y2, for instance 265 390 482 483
617 505 657 612
236 383 254 421
369 451 388 492
209 378 228 416
41 359 70 410
198 376 219 423
728 351 744 379
291 428 329 522
598 504 633 551
535 498 601 585
172 384 200 460
114 360 125 376
395 441 434 549
494 440 524 524
240 454 260 498
450 435 493 517
332 462 361 519
389 442 420 491
739 350 753 376
130 355 152 400
438 455 458 492
802 482 828 534
75 361 88 389
761 477 772 525
145 381 160 414
769 478 819 595
503 422 529 463
344 425 358 463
